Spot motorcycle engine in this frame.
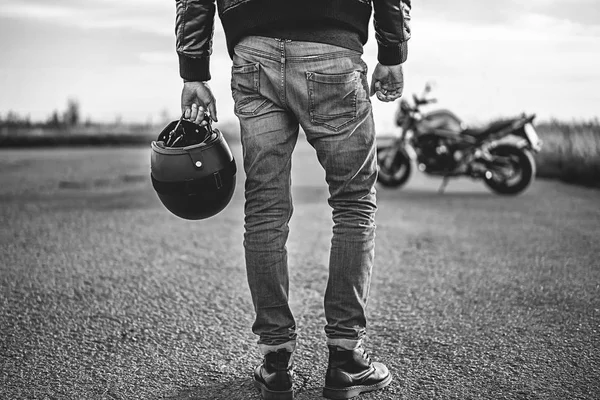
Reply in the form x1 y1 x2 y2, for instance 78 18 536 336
414 133 467 174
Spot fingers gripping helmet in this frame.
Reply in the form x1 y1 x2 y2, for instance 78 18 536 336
150 116 236 220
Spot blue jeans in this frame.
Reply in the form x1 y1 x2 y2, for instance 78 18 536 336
231 36 377 354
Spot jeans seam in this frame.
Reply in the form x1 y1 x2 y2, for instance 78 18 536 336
279 40 287 107
287 50 362 63
235 44 279 62
256 303 290 309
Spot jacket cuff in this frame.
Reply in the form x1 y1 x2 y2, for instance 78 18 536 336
178 54 211 81
377 41 408 65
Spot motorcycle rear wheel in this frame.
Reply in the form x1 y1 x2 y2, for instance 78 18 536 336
484 145 536 195
377 146 412 188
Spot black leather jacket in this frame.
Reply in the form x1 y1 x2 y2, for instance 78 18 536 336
176 0 411 81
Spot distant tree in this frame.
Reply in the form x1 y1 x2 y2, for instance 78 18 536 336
5 111 16 124
63 98 80 126
47 110 62 127
0 110 34 127
5 111 20 127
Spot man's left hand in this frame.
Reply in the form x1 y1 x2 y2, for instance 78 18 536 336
370 63 404 102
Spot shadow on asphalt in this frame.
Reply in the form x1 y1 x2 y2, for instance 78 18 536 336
163 378 257 400
162 378 325 400
378 188 497 200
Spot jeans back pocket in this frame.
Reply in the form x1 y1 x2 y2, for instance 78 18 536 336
232 62 268 116
306 70 360 131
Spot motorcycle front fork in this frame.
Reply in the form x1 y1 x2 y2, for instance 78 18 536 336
383 146 400 168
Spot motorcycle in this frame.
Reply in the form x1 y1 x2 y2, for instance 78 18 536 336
377 84 543 195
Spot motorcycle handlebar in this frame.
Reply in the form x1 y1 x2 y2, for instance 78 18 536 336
411 96 438 107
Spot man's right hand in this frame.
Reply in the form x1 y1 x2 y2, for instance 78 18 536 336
181 81 218 125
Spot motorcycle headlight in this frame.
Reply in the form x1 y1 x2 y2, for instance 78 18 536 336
400 99 411 112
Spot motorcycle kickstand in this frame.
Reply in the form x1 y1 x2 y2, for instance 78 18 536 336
438 176 450 194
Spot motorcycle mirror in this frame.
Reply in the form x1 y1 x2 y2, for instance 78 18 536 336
423 80 437 95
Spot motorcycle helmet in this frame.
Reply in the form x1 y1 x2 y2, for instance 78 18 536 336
150 115 236 220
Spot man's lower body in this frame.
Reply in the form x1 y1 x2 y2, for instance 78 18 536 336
232 36 390 399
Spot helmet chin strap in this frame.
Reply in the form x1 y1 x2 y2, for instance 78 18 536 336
166 111 187 147
174 111 187 131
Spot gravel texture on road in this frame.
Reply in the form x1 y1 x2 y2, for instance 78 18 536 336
1 141 599 399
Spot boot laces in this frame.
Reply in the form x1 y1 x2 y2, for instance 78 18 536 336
361 348 371 363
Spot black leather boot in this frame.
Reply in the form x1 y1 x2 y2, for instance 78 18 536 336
323 345 392 399
253 349 294 400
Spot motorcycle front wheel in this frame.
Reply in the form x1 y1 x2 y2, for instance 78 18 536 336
483 145 536 195
377 146 412 188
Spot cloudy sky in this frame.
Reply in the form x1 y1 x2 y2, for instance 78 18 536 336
1 0 599 131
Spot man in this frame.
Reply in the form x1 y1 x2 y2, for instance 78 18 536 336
175 1 411 399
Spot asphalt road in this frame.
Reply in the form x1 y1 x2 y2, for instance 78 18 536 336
1 139 599 400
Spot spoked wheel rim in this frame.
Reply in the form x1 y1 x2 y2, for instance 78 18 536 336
487 154 523 188
378 148 408 179
483 146 535 195
376 146 412 187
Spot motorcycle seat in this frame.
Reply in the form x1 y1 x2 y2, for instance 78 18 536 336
462 119 514 137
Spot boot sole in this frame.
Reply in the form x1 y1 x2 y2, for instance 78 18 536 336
322 374 392 400
253 379 294 400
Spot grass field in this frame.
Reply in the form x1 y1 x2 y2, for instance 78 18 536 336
534 119 600 188
1 119 599 188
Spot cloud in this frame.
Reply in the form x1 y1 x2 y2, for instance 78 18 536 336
525 0 600 27
0 2 76 19
0 0 174 36
139 51 178 65
517 12 600 39
417 0 600 28
413 7 600 45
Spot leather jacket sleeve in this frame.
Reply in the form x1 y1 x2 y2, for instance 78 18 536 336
175 0 216 82
373 0 412 65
